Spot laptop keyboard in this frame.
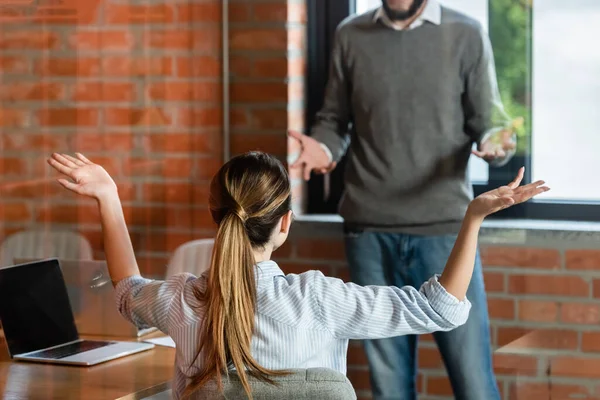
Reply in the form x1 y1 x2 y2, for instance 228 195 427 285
26 340 116 359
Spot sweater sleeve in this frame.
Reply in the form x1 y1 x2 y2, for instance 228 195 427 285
310 26 352 163
463 25 513 157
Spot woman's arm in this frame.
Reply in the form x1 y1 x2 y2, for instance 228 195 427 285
437 211 482 301
438 167 548 300
97 193 140 285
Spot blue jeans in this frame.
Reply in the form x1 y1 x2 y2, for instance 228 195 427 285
345 230 500 400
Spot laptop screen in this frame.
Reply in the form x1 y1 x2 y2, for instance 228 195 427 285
0 259 79 356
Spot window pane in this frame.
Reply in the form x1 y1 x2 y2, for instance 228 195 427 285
532 0 600 201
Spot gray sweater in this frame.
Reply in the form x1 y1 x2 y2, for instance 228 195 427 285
312 7 510 235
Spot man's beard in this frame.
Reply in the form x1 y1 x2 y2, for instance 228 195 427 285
381 0 426 21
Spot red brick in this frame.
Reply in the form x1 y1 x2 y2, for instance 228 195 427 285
137 255 169 277
35 58 100 76
426 376 452 396
484 272 505 292
72 82 135 102
518 300 558 323
0 56 29 74
105 108 172 127
0 202 30 222
2 133 68 151
346 369 370 391
497 327 578 350
0 82 64 102
566 249 600 271
231 133 287 157
125 157 218 180
0 30 58 49
594 279 600 298
177 2 221 22
176 56 221 78
146 28 220 51
230 108 249 128
231 82 288 102
487 298 515 320
551 356 600 379
252 3 287 22
228 3 250 22
122 206 177 228
147 82 221 102
178 107 222 128
190 208 216 230
229 55 252 78
105 3 174 24
142 132 216 154
139 232 197 253
347 343 368 366
142 183 209 205
229 28 288 51
419 347 443 369
274 241 293 259
37 108 98 127
0 109 27 127
493 353 538 376
0 179 64 199
508 274 589 297
509 382 591 400
582 332 600 353
561 303 600 325
0 157 27 177
68 30 134 51
296 239 345 261
71 133 133 152
481 246 561 269
248 108 289 130
102 56 173 76
36 204 100 224
335 268 351 282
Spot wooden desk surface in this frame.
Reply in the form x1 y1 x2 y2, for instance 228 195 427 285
0 335 175 400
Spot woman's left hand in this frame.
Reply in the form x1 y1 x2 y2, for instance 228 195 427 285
47 153 118 201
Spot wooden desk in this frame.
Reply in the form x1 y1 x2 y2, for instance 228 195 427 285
0 335 175 400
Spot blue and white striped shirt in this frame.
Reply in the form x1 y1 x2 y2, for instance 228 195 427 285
115 261 471 399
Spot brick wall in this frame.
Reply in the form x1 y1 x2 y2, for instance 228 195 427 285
276 224 600 400
0 0 306 270
3 2 600 400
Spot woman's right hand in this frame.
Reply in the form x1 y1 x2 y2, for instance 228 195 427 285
47 153 118 201
467 167 549 220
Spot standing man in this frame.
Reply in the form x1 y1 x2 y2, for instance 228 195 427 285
291 0 516 399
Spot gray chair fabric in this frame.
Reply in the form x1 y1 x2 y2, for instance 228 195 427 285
0 229 93 267
191 368 357 399
166 238 214 278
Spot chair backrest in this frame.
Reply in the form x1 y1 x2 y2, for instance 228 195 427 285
190 368 357 400
0 230 94 267
166 238 214 278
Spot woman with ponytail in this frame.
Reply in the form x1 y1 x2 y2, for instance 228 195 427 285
48 151 548 399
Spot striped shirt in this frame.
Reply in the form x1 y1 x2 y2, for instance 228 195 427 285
115 261 471 399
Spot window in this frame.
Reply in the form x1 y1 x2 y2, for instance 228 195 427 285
306 0 600 220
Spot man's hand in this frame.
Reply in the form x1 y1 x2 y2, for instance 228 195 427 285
472 117 522 163
289 131 337 180
472 128 516 162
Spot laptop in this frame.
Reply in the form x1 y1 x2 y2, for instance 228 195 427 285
0 259 154 366
15 258 157 338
